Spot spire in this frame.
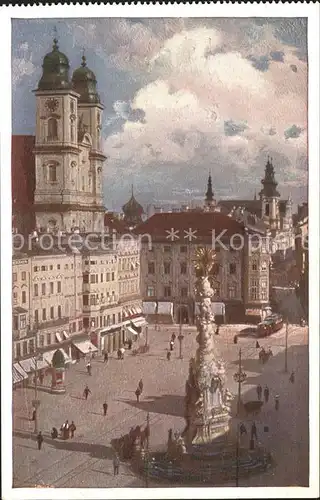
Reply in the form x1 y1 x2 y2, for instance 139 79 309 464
81 48 86 67
259 156 280 198
205 172 214 203
254 190 257 201
53 26 59 51
131 183 134 197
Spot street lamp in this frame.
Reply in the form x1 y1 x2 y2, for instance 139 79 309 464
233 348 247 416
145 326 149 347
178 333 184 359
145 412 150 488
284 320 289 373
32 352 43 434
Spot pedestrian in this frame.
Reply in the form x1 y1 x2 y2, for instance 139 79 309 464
233 335 238 344
83 385 91 400
215 325 220 335
167 351 171 361
36 431 43 450
104 352 109 363
128 339 133 350
275 395 280 411
256 340 260 349
170 340 174 351
239 422 247 435
264 385 270 403
103 402 108 416
120 347 125 360
39 372 44 385
86 361 91 375
138 379 143 393
31 407 36 421
289 371 295 383
256 384 262 401
69 421 76 438
171 333 176 342
113 453 120 475
251 422 258 440
135 387 141 402
62 420 69 440
51 427 58 439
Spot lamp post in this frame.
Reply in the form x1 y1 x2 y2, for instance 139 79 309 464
33 352 43 434
145 412 150 488
284 320 289 373
145 326 149 346
233 348 247 416
178 333 184 359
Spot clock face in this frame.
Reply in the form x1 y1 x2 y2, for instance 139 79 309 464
45 98 59 112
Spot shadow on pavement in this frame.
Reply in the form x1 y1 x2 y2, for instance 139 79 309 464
13 428 114 459
117 394 185 417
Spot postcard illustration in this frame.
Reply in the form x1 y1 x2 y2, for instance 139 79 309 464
6 7 316 496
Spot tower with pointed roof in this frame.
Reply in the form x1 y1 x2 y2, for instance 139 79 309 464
204 172 216 211
259 157 281 231
33 38 106 233
122 186 144 228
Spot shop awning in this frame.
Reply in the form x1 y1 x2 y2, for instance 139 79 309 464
142 302 156 315
42 349 72 365
19 357 48 373
132 316 148 328
72 339 98 355
55 332 63 343
62 330 69 340
13 363 28 385
135 305 142 314
157 302 173 315
126 326 138 337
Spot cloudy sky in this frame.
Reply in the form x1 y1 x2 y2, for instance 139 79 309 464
12 18 308 210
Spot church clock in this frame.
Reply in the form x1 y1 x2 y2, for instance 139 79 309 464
45 98 59 112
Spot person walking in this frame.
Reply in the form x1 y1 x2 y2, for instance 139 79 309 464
104 352 109 363
256 384 262 401
167 351 171 361
239 422 247 435
233 335 238 344
69 421 76 438
83 385 91 400
103 402 108 416
86 361 92 376
289 371 295 383
36 431 44 450
31 407 36 422
264 385 270 403
135 387 142 402
171 333 176 342
215 325 220 335
256 340 260 349
251 422 258 440
275 395 280 411
113 453 120 475
170 340 174 351
138 379 143 393
51 427 58 439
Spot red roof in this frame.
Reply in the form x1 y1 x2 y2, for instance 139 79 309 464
104 212 128 234
12 135 35 208
134 212 245 242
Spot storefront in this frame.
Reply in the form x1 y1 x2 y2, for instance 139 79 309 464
18 356 49 384
100 324 125 354
71 339 98 361
12 363 28 389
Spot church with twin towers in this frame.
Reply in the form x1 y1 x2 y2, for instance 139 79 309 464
33 36 106 234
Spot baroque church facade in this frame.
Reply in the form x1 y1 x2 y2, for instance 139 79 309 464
33 38 106 234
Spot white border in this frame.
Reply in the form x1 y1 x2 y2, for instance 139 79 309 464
1 2 319 499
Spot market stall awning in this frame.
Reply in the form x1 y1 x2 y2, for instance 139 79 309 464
157 302 173 315
18 357 48 373
142 302 156 315
13 363 28 385
126 325 139 337
42 349 72 365
131 316 148 328
72 339 98 355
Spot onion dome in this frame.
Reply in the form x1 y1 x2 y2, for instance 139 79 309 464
122 186 144 227
72 55 100 104
38 38 71 91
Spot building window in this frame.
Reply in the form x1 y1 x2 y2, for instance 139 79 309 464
261 290 267 300
261 261 267 271
47 118 58 141
164 245 171 252
180 246 187 253
250 279 258 300
101 273 103 282
57 264 60 270
65 264 69 270
22 291 26 304
57 305 61 318
49 265 53 270
265 203 270 216
42 308 46 321
33 266 38 272
41 266 46 271
23 341 28 356
261 280 267 289
83 273 89 284
78 320 83 331
47 333 51 345
112 314 116 324
57 281 61 293
50 306 54 319
148 262 155 275
229 263 236 274
180 262 187 275
118 312 121 323
12 272 17 282
83 317 89 328
34 309 39 323
50 282 54 294
21 271 26 281
90 295 96 305
228 286 236 299
83 295 89 306
147 286 155 297
181 287 188 298
20 314 27 329
164 262 171 274
16 343 21 358
252 261 258 271
39 335 45 347
106 273 110 281
29 339 35 353
48 164 57 182
13 315 19 330
90 274 96 284
41 283 46 295
112 272 115 281
164 286 171 298
34 284 38 297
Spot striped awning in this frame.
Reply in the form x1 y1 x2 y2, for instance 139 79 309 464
55 332 63 343
13 363 28 385
19 357 48 373
126 325 138 337
72 339 98 355
131 316 148 328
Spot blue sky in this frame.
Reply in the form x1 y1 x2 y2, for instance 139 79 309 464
12 18 308 211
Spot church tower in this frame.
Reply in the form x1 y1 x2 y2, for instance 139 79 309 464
33 39 106 233
204 172 216 211
259 157 280 232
